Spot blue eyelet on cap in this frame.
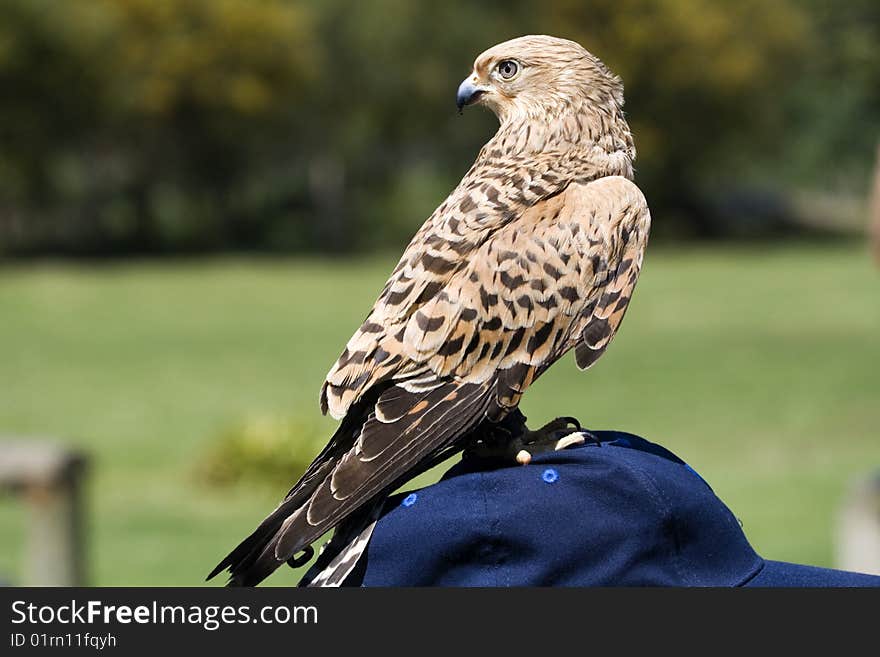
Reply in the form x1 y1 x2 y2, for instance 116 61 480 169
401 493 418 507
542 468 559 484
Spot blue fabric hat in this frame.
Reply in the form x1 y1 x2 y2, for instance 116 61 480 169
341 431 880 587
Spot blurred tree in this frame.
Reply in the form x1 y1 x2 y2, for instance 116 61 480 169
0 0 107 249
0 0 319 254
95 0 319 250
534 0 810 237
763 0 880 191
0 0 874 255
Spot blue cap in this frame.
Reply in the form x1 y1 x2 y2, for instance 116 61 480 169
342 431 880 587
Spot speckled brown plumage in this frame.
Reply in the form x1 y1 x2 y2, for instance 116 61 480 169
209 35 651 586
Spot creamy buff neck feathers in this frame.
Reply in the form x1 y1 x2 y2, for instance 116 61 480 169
483 97 635 181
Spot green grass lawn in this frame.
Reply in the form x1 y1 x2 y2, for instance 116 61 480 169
1 243 878 585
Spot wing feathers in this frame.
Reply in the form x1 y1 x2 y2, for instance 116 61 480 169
273 380 492 560
573 181 649 370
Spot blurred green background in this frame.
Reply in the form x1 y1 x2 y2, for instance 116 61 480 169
0 0 878 585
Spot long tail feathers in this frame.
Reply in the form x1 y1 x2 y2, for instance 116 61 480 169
206 379 493 587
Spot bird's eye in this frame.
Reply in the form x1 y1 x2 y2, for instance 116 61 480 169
496 60 519 80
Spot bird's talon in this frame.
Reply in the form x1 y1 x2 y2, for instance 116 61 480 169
559 416 581 431
582 430 602 447
554 433 586 451
286 545 314 569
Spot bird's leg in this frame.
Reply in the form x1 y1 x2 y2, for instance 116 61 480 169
465 408 529 460
466 411 596 465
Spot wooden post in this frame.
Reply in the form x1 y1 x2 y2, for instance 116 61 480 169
0 441 89 586
836 472 880 576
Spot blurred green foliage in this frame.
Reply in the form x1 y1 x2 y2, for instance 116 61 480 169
0 0 877 255
195 414 323 490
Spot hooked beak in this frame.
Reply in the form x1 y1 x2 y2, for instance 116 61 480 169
456 77 488 112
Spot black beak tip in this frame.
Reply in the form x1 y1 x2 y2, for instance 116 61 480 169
456 79 484 113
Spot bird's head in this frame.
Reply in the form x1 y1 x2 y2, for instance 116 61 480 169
457 35 625 125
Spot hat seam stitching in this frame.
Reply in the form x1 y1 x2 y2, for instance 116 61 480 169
478 470 503 587
736 559 768 586
625 458 693 586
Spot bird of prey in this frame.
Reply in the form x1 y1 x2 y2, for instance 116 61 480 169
208 35 651 586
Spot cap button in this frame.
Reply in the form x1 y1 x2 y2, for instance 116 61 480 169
541 468 559 484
